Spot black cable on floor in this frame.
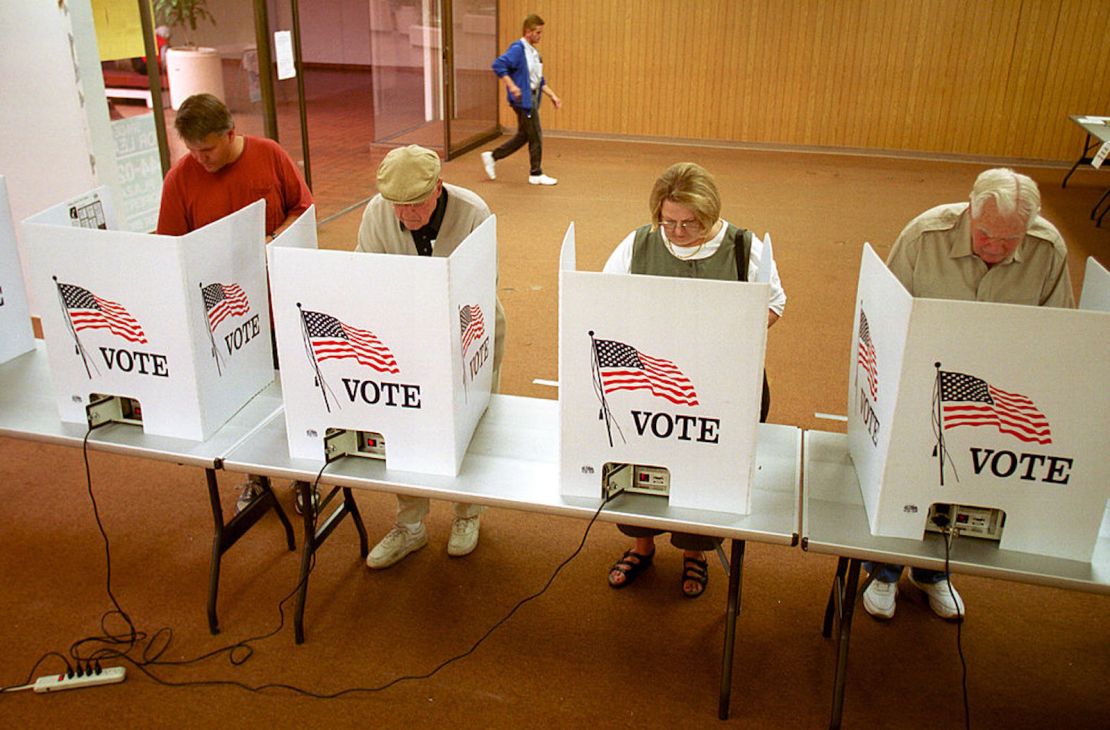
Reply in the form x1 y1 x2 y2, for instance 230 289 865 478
939 523 970 730
133 488 626 698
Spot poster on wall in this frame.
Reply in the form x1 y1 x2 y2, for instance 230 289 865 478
268 211 496 475
558 224 770 515
0 176 36 364
22 189 273 441
111 115 162 233
847 244 1110 562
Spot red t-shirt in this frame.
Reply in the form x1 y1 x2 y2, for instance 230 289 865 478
155 135 312 236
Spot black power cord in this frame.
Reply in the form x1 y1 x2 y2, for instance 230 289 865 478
2 429 331 693
130 487 627 698
5 432 626 700
932 513 970 730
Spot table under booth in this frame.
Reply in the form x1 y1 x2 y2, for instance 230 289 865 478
4 180 1108 724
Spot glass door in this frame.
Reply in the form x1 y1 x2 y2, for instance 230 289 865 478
443 0 500 157
368 0 498 159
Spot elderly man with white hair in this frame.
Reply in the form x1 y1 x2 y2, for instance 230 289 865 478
863 168 1075 622
885 167 1075 307
355 145 506 568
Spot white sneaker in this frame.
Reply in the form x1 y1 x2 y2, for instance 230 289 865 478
481 151 496 180
235 476 265 514
862 579 897 619
447 515 480 557
910 576 966 620
528 174 558 186
366 524 428 569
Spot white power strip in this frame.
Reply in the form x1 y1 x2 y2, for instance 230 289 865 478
34 666 126 693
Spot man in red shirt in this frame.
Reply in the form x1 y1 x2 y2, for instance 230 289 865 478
157 93 313 513
156 93 312 238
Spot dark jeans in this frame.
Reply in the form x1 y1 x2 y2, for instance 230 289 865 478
493 105 543 175
617 524 721 552
864 562 947 584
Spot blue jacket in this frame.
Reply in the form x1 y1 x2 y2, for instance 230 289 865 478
492 39 544 111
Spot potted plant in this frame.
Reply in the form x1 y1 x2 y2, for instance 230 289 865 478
154 0 226 110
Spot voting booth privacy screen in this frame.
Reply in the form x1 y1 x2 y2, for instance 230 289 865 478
269 210 496 476
0 176 35 364
21 189 274 441
558 224 770 514
1079 257 1110 313
847 245 1110 562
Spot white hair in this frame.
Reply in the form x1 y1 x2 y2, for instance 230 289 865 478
969 168 1041 225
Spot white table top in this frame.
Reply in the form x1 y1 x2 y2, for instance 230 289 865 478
222 393 803 544
1069 114 1110 143
0 342 283 469
802 430 1110 594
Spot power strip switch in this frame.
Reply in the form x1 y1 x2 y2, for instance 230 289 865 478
34 666 126 693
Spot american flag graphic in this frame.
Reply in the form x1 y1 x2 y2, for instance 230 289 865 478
303 310 399 373
202 282 250 330
594 338 698 406
939 370 1051 445
459 304 486 354
58 283 147 344
857 309 878 400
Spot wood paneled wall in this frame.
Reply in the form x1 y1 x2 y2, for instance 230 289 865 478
495 0 1110 161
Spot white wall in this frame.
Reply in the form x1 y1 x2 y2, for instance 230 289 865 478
0 1 116 227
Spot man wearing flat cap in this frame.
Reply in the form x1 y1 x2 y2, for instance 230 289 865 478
356 144 506 568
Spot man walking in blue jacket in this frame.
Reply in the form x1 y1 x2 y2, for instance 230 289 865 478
481 14 562 186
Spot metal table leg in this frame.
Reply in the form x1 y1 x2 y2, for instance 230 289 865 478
205 470 296 634
822 557 849 639
293 483 369 644
1091 186 1110 226
1062 133 1096 188
718 538 746 720
829 558 862 730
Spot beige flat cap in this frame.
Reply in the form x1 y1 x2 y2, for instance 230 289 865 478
377 145 442 204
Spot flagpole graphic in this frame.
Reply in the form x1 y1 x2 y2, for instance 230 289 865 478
298 303 337 412
931 362 953 485
54 277 95 379
589 331 622 447
199 282 224 377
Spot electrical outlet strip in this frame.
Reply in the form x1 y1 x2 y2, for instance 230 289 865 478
34 666 125 693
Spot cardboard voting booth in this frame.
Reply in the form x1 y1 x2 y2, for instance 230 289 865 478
847 244 1110 562
557 224 770 514
268 210 496 476
0 176 35 364
21 188 274 441
1079 257 1110 312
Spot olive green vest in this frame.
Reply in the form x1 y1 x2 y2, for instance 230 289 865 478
630 223 751 281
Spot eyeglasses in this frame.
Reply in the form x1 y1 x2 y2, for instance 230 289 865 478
659 219 704 234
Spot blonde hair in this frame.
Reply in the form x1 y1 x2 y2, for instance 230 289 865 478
649 163 721 231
